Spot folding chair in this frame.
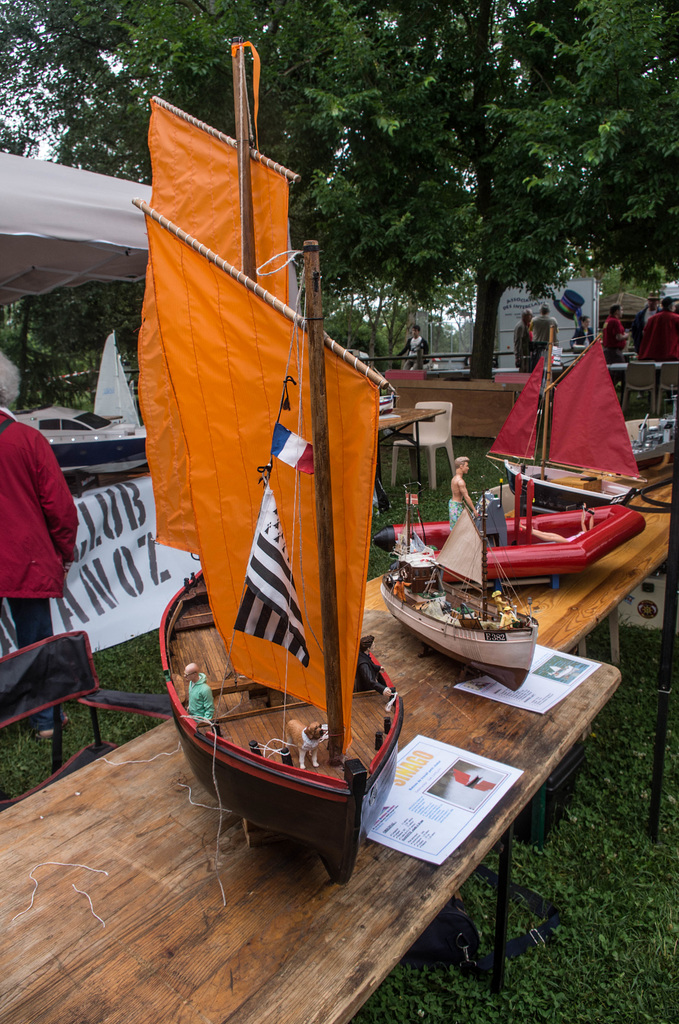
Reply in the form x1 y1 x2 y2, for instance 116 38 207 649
0 631 118 809
0 631 172 811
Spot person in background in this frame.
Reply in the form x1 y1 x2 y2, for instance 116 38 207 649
571 315 594 349
639 296 679 361
513 309 532 370
631 294 660 354
0 351 78 739
602 304 628 365
396 324 429 370
530 304 559 369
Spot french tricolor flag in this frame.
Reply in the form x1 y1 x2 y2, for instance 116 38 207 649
271 423 314 474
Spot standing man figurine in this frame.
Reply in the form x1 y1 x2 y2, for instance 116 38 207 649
513 309 532 371
530 304 559 369
449 456 476 529
396 325 428 370
602 304 628 365
0 352 78 738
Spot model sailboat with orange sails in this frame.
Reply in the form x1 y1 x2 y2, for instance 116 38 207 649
489 339 643 512
133 43 402 884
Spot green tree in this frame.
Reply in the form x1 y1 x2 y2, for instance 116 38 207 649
7 0 671 383
523 0 679 284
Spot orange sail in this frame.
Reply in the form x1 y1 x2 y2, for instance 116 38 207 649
143 215 378 745
138 98 295 551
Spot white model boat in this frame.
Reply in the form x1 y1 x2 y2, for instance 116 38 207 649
629 402 676 468
15 333 146 474
381 500 538 690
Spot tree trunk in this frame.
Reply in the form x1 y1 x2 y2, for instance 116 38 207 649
16 296 32 407
470 276 504 379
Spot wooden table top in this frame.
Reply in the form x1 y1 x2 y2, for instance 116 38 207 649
0 606 620 1024
378 406 446 431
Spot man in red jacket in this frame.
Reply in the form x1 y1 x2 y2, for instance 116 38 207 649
639 296 679 360
0 352 78 737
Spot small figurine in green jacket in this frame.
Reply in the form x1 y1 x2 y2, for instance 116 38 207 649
184 662 215 724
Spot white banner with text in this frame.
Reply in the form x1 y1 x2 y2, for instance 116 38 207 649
0 476 200 656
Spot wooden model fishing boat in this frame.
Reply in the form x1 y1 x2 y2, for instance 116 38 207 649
135 45 402 884
489 339 644 511
381 497 538 690
161 573 401 884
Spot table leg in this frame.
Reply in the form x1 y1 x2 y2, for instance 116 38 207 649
374 445 390 513
608 606 620 665
491 823 513 993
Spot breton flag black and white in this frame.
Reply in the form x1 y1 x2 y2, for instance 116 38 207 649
234 483 310 667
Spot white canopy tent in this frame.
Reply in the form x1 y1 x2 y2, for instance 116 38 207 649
0 152 151 305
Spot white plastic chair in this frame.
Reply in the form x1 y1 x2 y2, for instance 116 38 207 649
390 402 454 490
621 362 656 415
657 361 679 411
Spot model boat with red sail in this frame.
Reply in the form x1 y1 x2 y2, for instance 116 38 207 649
136 49 402 884
489 340 644 512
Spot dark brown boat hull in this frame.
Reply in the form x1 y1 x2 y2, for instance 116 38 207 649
169 697 402 884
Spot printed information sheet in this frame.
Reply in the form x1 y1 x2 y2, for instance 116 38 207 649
368 735 522 865
454 644 599 713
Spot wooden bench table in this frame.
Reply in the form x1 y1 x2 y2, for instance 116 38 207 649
1 475 671 1023
0 606 620 1024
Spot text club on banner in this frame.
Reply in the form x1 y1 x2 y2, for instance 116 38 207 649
0 476 200 655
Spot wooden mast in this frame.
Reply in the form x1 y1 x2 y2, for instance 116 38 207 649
481 493 488 619
231 37 257 281
303 241 345 765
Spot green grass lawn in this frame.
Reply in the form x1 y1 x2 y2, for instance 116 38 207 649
2 434 678 1022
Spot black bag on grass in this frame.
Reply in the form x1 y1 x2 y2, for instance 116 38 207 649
401 866 559 972
400 896 480 970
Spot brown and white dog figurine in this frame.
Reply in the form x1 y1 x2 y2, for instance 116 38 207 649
286 719 326 770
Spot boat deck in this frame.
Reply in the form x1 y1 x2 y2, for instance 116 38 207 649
167 585 394 783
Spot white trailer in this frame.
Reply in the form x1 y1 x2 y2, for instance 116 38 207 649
497 278 599 369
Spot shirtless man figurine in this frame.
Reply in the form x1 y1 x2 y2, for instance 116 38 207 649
449 456 476 529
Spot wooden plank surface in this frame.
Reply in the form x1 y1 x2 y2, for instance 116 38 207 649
0 609 620 1024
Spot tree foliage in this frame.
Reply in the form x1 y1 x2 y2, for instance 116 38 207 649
523 0 679 284
2 0 679 383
